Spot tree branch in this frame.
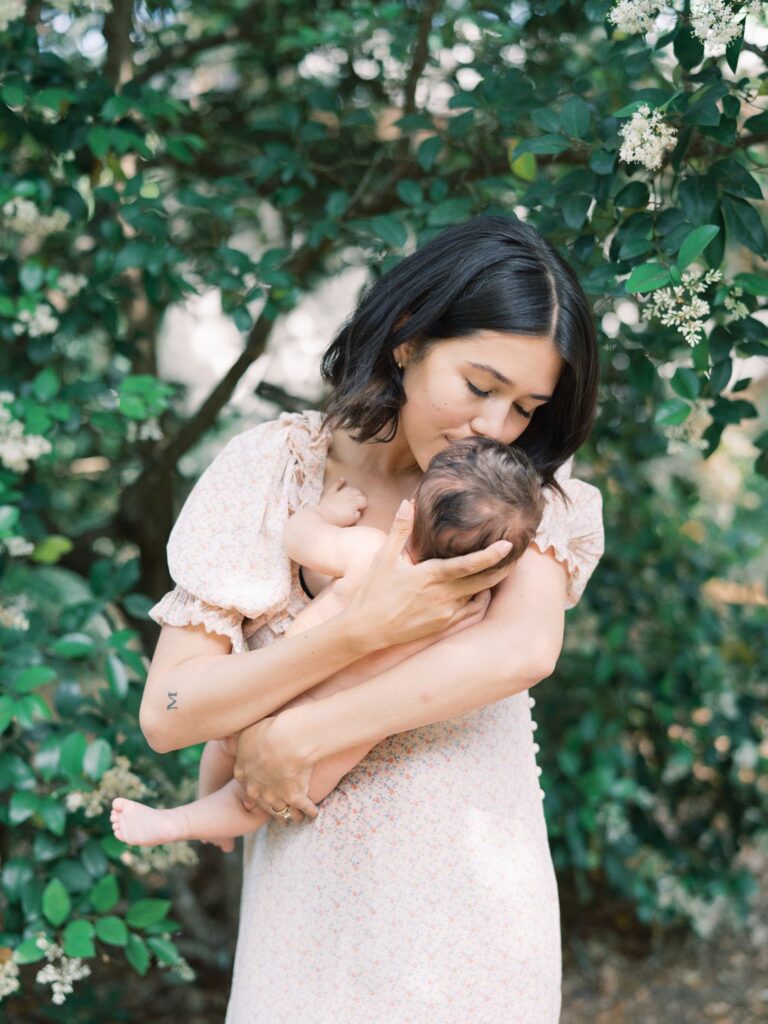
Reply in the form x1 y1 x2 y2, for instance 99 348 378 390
132 2 264 86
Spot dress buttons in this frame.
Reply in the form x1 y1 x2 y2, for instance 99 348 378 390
539 788 546 799
528 696 536 708
533 743 540 753
530 720 538 732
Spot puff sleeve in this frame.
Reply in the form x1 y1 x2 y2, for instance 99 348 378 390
148 412 326 653
531 456 605 610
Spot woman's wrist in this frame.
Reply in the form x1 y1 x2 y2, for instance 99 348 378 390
273 702 329 763
336 607 382 658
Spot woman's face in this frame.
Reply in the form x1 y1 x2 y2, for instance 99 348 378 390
393 329 563 472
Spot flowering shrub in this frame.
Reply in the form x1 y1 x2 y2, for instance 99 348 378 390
0 0 766 1016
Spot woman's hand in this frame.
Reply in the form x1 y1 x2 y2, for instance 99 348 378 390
343 499 512 650
233 712 320 824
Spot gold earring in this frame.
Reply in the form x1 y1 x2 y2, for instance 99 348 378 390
397 361 403 370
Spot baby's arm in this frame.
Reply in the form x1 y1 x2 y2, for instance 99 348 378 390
284 478 367 577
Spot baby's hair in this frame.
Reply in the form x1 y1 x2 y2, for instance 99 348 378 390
409 437 544 572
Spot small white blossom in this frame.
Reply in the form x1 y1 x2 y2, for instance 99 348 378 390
55 273 87 301
0 0 25 32
618 103 678 171
690 0 742 57
0 401 52 473
0 596 31 631
640 267 723 345
120 840 199 875
608 0 663 34
126 417 163 443
0 394 52 473
67 754 151 818
723 285 749 319
33 935 91 1007
610 1 765 58
12 305 60 339
1 198 71 247
0 955 21 1001
3 535 35 557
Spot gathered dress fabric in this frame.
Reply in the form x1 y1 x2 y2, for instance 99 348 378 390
149 410 605 1024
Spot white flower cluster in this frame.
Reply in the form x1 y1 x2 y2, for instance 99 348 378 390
640 267 722 345
656 873 738 939
1 198 71 245
618 103 678 171
11 305 60 338
155 946 196 983
609 0 764 58
723 285 749 319
0 392 52 473
55 273 87 301
608 0 662 33
0 954 20 1001
596 801 633 843
691 0 764 58
0 597 31 631
120 839 199 875
32 934 91 1006
126 417 164 443
65 754 151 818
3 535 35 557
0 0 24 32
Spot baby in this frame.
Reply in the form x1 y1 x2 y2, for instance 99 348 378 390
111 436 545 850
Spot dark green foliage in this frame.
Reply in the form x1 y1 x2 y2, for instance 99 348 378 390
0 0 766 1012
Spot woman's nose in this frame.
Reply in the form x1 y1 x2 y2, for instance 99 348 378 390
470 413 520 446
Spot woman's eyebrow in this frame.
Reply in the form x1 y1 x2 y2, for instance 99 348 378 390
466 361 553 401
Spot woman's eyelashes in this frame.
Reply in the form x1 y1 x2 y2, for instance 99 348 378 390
465 380 532 419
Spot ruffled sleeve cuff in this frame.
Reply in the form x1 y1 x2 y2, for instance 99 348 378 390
148 585 247 654
531 477 605 610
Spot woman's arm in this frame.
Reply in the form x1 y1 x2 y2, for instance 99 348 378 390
140 610 373 754
141 504 512 754
275 546 567 763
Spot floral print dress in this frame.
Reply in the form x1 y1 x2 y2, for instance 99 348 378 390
149 410 605 1024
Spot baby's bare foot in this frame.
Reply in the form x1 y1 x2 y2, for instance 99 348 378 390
110 797 190 847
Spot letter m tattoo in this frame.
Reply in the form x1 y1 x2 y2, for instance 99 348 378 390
167 691 178 710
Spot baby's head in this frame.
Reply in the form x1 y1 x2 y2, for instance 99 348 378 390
407 437 544 572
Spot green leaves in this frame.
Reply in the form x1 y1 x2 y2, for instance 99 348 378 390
654 398 691 426
559 96 591 139
42 878 71 926
626 262 670 293
722 195 768 257
125 898 171 929
677 225 720 270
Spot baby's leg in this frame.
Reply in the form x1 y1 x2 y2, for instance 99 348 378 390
198 736 238 800
110 730 376 848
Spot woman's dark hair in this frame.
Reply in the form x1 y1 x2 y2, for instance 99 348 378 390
320 213 599 493
409 437 544 572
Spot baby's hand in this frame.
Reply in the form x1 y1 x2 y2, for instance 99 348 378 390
317 478 367 527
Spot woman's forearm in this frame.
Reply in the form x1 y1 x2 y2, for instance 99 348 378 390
287 619 553 763
285 552 567 762
145 610 374 753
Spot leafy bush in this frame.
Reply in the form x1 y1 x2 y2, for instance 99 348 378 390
0 0 766 1014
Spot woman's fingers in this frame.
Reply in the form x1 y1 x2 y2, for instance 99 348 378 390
427 540 512 587
378 498 414 562
292 796 320 820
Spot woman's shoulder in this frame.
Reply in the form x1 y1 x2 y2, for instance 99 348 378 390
532 457 604 609
150 409 332 650
226 408 330 458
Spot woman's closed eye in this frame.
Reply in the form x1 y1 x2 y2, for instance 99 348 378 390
465 380 532 419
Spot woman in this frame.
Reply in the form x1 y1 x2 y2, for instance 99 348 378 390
142 214 604 1022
